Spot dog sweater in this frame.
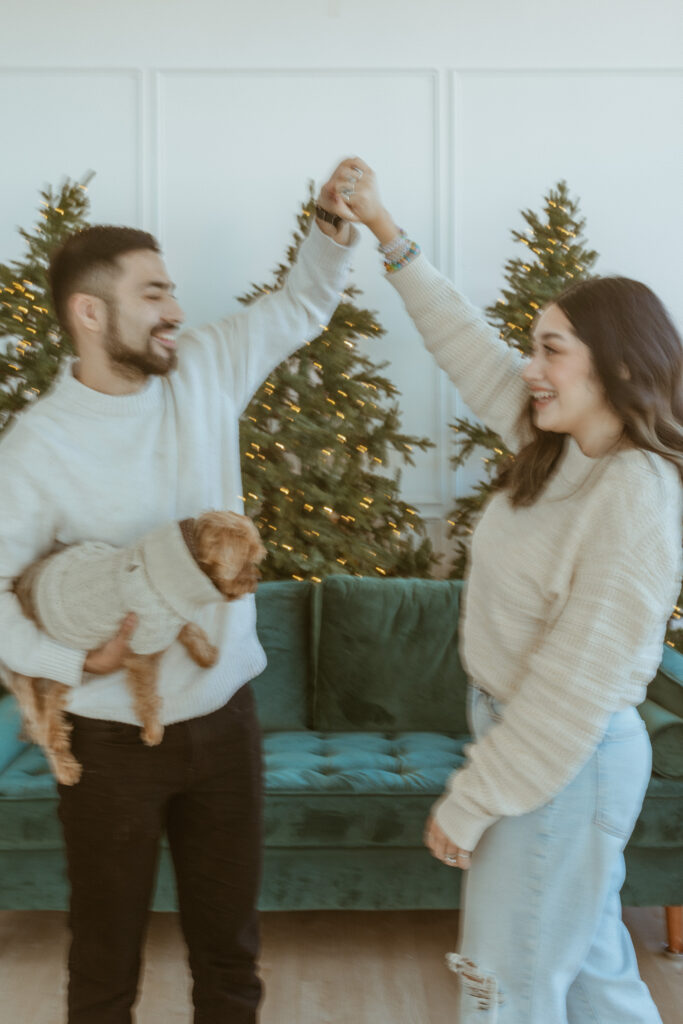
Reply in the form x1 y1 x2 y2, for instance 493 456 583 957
26 521 223 656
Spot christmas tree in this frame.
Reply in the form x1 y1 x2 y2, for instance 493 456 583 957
239 189 437 581
0 172 93 435
447 181 598 576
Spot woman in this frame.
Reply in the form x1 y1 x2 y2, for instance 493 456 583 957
322 160 683 1022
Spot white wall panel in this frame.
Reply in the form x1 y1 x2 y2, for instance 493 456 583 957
157 69 444 504
0 26 681 554
0 71 142 261
451 69 683 496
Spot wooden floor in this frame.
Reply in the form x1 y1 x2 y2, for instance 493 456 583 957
0 907 681 1022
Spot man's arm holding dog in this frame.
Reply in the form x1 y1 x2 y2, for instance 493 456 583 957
0 460 134 684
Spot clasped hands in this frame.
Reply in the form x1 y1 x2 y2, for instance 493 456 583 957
315 157 398 247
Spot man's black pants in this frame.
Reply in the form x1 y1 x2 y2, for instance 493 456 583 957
57 684 263 1024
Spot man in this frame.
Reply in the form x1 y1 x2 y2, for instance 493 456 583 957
0 159 362 1023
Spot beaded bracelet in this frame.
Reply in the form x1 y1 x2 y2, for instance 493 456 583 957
383 238 421 273
378 229 408 257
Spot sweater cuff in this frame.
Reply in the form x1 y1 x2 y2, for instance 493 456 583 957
309 221 360 263
431 791 498 854
384 251 442 294
33 637 86 688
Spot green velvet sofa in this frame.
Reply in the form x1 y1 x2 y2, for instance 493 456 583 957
1 577 682 950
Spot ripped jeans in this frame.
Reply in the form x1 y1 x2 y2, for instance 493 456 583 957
449 684 662 1024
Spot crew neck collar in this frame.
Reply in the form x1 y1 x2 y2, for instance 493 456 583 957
54 359 163 416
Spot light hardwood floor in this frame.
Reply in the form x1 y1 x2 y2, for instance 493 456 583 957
0 908 681 1023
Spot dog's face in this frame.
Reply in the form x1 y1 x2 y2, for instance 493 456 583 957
194 511 266 600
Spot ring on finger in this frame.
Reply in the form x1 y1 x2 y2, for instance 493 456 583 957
351 166 363 179
445 853 459 864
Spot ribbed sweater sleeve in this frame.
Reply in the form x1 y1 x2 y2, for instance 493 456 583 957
0 457 86 686
432 462 681 851
386 254 530 451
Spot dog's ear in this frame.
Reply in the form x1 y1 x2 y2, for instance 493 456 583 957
195 513 264 580
217 531 252 581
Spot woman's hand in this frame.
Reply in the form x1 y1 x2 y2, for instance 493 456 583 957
317 157 400 245
424 815 473 870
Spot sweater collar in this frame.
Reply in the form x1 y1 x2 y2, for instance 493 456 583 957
140 521 224 619
52 358 163 417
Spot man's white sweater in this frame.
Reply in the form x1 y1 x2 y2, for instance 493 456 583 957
0 224 356 725
388 255 683 852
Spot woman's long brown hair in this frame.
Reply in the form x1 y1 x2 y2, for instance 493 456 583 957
498 276 683 506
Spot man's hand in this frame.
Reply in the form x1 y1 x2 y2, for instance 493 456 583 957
83 613 137 675
424 815 473 870
317 157 400 245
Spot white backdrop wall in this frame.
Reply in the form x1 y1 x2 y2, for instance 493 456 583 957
1 2 682 561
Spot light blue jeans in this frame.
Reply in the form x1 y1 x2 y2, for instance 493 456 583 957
449 684 662 1024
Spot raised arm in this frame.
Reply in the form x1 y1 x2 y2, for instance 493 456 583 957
181 160 362 414
342 161 530 451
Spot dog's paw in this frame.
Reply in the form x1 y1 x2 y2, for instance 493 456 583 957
56 757 82 786
141 722 164 746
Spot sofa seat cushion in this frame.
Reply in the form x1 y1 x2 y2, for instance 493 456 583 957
263 731 467 847
0 731 680 853
265 731 467 794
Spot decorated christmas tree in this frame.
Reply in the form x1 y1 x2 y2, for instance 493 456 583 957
239 189 437 581
0 172 93 435
447 181 598 576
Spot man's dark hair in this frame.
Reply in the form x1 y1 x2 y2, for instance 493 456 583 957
48 225 161 334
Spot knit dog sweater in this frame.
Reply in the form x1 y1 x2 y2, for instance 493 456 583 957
28 521 223 656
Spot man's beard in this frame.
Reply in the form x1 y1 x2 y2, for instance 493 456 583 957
104 303 178 381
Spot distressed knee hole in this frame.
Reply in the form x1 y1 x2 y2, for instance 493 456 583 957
446 953 504 1012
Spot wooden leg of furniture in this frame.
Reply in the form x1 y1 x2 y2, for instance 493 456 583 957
664 906 683 955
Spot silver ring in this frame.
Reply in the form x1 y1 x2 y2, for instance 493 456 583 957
340 187 354 199
445 854 458 863
351 166 363 179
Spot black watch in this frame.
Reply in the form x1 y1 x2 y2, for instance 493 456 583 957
315 204 343 229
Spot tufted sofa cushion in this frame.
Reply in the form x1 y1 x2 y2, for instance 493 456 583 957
1 724 680 852
263 731 467 847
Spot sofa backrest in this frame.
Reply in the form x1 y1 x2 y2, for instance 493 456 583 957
251 581 313 730
313 576 469 734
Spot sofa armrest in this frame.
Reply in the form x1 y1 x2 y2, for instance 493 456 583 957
637 697 683 780
648 645 683 720
0 693 28 775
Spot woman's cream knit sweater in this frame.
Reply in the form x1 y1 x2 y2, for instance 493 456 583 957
388 255 683 852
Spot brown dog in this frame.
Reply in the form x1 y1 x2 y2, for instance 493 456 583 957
10 510 266 785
